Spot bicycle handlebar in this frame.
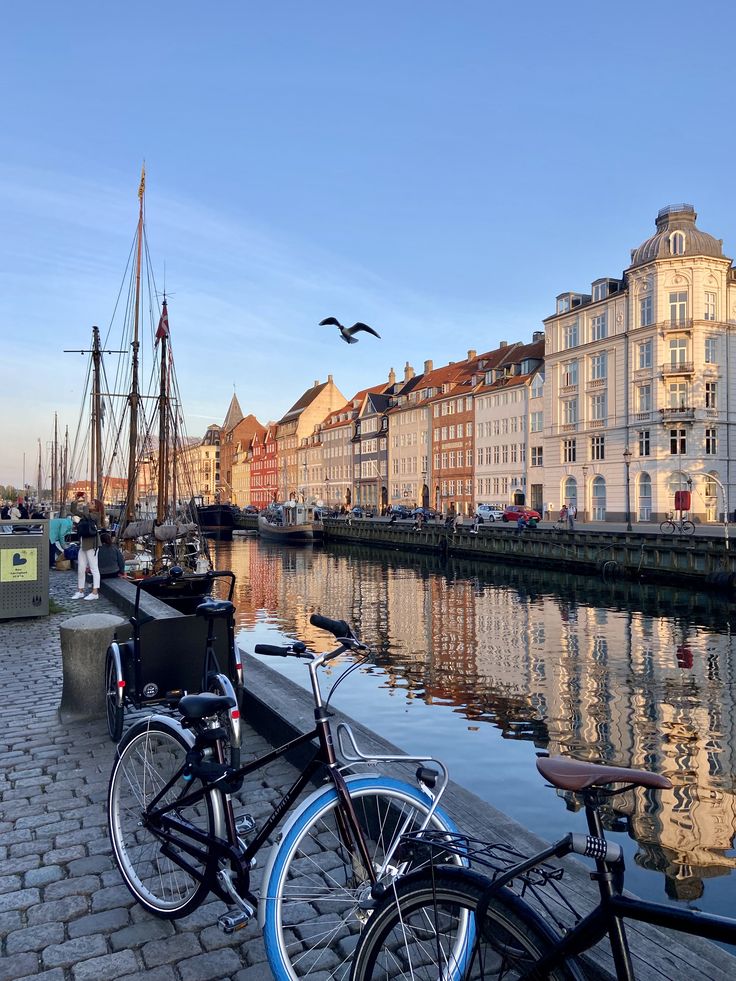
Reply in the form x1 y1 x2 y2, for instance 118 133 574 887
254 642 309 659
310 612 354 640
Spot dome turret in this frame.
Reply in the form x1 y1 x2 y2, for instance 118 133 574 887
630 204 723 267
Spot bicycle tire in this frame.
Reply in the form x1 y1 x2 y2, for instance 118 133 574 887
108 717 220 919
261 775 462 981
659 521 676 534
351 865 582 981
104 646 124 743
681 520 695 536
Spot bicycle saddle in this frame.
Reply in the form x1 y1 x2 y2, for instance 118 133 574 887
537 756 672 792
179 693 236 721
196 599 235 619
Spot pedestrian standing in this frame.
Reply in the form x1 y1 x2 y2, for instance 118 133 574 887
70 492 103 600
567 504 575 530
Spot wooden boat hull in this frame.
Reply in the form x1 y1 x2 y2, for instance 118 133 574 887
257 515 322 544
197 504 236 541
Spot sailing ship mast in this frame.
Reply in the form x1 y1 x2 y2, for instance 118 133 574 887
123 165 146 528
51 413 58 513
154 298 170 562
90 326 103 505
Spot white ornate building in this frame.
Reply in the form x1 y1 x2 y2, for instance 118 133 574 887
543 205 736 523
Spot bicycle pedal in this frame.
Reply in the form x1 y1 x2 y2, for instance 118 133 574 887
235 813 256 836
218 910 252 934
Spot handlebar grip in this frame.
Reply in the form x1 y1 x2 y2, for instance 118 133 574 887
254 644 291 657
310 613 354 639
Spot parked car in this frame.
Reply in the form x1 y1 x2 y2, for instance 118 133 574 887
387 504 413 519
475 504 504 522
411 507 439 521
502 505 542 523
351 506 375 519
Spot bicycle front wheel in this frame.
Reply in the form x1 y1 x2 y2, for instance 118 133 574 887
262 775 461 981
660 520 676 534
108 718 217 919
352 866 582 981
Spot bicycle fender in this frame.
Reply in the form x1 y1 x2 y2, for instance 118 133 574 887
257 773 455 930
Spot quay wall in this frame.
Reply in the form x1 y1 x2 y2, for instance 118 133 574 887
322 518 736 591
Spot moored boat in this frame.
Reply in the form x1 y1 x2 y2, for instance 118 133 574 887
257 502 323 544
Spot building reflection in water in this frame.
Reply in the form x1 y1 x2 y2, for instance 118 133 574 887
214 537 736 902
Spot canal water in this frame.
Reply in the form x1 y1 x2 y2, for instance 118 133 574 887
213 535 736 917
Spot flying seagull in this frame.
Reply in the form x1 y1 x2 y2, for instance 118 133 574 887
319 317 381 344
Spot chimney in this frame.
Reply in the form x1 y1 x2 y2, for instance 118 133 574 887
327 374 333 382
499 341 507 348
424 360 433 374
404 361 415 382
388 367 396 385
533 332 544 342
313 380 319 387
467 349 476 360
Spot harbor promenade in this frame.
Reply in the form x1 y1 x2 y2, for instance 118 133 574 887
0 570 279 981
2 571 735 980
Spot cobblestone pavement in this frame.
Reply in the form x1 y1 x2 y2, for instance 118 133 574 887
0 569 295 980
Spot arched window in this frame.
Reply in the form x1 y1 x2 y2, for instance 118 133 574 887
592 476 606 520
670 231 685 255
637 473 652 521
563 477 578 510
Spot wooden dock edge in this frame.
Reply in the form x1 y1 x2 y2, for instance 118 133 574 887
238 647 736 981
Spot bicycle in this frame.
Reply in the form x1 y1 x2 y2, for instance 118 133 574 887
350 754 736 980
659 513 695 536
107 608 461 981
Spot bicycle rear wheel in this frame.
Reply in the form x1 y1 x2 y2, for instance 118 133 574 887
262 775 462 981
351 866 582 981
680 520 695 536
108 718 218 919
659 520 676 534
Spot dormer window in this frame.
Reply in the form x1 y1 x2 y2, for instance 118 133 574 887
592 281 608 302
670 231 685 255
557 295 571 314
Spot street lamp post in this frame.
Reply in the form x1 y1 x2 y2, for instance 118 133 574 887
688 473 729 551
623 447 633 532
581 465 589 522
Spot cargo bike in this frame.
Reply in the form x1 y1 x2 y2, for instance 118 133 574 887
104 568 243 742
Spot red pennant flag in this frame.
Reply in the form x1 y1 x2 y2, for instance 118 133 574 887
155 299 169 345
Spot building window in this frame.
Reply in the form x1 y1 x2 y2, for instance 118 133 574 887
557 295 571 314
638 339 652 369
531 374 544 398
705 428 718 455
640 296 653 327
591 313 607 341
590 352 607 380
493 446 500 464
562 360 578 386
563 321 579 349
670 231 685 255
670 429 687 455
637 385 651 413
592 475 606 520
563 438 576 463
669 337 687 366
669 291 687 325
704 292 717 321
531 447 543 466
591 435 605 460
562 400 577 425
668 382 688 408
638 473 652 521
590 393 606 421
592 282 608 302
530 411 543 432
705 337 718 364
705 381 717 408
638 430 650 456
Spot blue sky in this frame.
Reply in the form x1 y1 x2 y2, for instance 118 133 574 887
2 1 735 487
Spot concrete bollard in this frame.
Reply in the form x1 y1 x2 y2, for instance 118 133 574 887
59 613 126 723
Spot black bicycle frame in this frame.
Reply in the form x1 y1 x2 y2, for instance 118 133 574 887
479 801 736 981
143 710 377 907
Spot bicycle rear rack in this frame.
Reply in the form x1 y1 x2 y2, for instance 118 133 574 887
335 722 450 826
